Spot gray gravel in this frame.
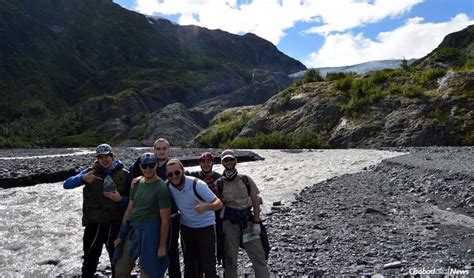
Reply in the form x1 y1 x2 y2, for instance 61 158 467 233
251 147 473 276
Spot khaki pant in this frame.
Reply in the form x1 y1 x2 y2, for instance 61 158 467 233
114 231 150 278
223 220 270 278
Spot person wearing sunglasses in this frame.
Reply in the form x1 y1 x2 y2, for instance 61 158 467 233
114 152 171 278
166 159 223 278
129 138 182 278
218 149 269 278
63 143 130 278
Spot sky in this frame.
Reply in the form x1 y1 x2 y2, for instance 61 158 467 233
112 0 474 68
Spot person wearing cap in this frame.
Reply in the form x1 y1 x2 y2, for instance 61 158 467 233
187 152 221 194
218 149 270 278
129 138 182 278
113 152 171 278
166 159 222 278
63 143 130 278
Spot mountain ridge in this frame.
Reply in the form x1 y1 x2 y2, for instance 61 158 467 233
0 0 306 147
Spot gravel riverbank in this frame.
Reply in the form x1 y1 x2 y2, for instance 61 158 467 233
0 148 262 188
255 147 473 276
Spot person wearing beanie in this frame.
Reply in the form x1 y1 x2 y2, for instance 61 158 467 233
113 152 171 278
63 143 130 278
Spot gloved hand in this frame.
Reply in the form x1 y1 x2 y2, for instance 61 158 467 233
252 222 261 235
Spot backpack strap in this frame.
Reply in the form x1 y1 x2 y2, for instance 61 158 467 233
216 178 224 198
217 175 251 197
239 174 251 196
192 178 205 202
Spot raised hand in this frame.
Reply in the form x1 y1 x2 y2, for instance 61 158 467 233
81 171 103 184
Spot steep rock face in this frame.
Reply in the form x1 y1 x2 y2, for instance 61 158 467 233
144 103 207 146
239 70 474 147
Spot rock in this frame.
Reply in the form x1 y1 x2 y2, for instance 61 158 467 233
321 236 333 244
383 261 403 269
364 207 387 215
273 201 282 206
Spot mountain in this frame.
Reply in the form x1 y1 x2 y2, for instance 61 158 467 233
289 59 416 78
193 26 474 148
0 0 306 147
414 24 474 68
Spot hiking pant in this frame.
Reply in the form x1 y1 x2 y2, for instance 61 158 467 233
180 224 217 278
82 223 120 278
168 214 182 278
223 220 269 278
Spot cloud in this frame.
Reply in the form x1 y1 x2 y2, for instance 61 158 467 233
303 0 423 35
134 0 422 45
305 13 474 67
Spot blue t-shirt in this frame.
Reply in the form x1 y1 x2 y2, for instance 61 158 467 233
168 176 217 228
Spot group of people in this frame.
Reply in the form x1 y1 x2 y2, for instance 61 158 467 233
63 138 270 278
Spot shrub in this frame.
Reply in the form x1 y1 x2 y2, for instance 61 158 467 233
339 79 386 114
227 137 254 149
400 57 410 70
303 69 324 83
291 131 327 148
195 113 251 147
464 58 474 70
335 76 354 91
325 72 350 81
255 132 290 149
419 68 447 86
402 84 423 98
387 84 402 95
369 71 389 85
462 131 474 146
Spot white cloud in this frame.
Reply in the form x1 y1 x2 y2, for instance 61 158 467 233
134 0 422 45
305 13 474 67
303 0 423 35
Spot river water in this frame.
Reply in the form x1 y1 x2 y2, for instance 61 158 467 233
0 149 404 276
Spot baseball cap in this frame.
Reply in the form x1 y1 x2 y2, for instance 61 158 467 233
96 144 112 156
139 152 157 164
221 149 235 160
198 152 213 161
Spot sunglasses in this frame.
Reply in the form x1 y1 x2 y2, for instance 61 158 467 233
140 163 156 169
222 158 235 163
167 171 182 178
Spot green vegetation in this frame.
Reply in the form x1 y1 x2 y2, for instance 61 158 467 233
292 69 324 88
337 78 386 115
418 68 447 86
325 72 354 82
462 131 474 146
226 131 328 149
195 110 253 148
303 69 324 83
402 84 423 99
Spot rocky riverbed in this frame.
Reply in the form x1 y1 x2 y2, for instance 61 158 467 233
0 148 262 188
250 147 473 277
